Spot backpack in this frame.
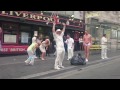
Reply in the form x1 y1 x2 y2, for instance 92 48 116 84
70 53 86 65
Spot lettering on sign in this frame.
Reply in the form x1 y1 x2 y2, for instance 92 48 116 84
0 11 54 22
0 48 26 52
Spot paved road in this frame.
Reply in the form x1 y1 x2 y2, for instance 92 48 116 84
56 57 120 79
0 50 119 79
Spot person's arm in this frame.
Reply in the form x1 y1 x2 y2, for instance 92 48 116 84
52 22 56 33
83 35 85 44
72 39 74 48
90 35 92 45
62 23 66 33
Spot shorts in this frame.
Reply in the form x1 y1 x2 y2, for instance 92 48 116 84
84 43 91 46
40 45 46 53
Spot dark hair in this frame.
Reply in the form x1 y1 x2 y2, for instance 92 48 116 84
103 34 106 37
45 36 49 39
67 33 70 36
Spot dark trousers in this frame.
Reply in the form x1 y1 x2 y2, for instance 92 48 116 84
36 48 41 58
46 47 50 56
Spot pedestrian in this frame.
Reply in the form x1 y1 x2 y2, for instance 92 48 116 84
79 36 83 51
32 35 37 58
52 22 66 70
53 39 56 56
65 34 74 60
39 36 50 60
0 27 2 51
36 36 42 59
46 37 51 56
83 30 92 62
63 36 68 54
25 42 39 65
101 34 108 59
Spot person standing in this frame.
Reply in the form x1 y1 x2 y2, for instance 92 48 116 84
79 36 83 51
52 22 66 70
65 34 74 60
63 36 68 54
25 43 39 65
83 30 92 62
36 36 42 59
101 34 108 59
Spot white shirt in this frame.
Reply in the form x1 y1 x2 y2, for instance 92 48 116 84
53 32 64 49
65 38 74 49
79 38 83 43
32 37 37 43
101 37 107 45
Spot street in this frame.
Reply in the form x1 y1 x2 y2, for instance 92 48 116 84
60 58 120 79
0 50 120 79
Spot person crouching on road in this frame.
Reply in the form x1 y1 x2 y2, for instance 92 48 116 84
101 34 108 59
65 33 74 60
25 43 39 65
40 36 50 60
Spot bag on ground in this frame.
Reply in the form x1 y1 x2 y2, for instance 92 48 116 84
70 53 86 65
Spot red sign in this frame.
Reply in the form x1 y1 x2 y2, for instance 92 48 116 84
0 45 28 54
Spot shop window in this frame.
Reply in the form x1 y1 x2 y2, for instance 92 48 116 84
2 23 18 44
111 29 117 39
19 25 32 45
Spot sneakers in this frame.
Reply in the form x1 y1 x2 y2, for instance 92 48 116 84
101 57 105 60
67 58 69 60
29 60 34 65
54 67 61 70
25 60 30 65
105 57 109 59
86 59 88 62
59 66 65 68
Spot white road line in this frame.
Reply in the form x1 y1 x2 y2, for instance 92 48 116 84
15 66 76 79
44 58 120 79
0 57 56 66
15 55 120 79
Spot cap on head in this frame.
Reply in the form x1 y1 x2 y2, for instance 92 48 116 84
56 29 61 32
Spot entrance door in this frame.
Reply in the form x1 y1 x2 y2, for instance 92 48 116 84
117 30 120 50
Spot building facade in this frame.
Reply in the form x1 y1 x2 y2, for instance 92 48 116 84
85 11 120 50
0 11 85 54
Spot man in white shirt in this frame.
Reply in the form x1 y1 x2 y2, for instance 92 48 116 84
32 36 37 43
101 34 108 59
52 22 66 70
65 34 74 60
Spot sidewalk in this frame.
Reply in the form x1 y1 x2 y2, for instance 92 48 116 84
0 50 120 79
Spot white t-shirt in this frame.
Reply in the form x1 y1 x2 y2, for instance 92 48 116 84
65 38 74 49
53 32 64 49
101 37 107 45
32 37 37 43
79 38 83 43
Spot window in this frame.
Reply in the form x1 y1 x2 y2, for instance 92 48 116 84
19 25 32 45
111 29 117 39
3 30 17 44
2 22 18 44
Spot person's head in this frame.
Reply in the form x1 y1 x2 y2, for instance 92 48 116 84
45 36 49 39
56 29 62 35
67 33 71 39
35 43 39 48
103 34 106 37
85 30 89 35
80 36 82 38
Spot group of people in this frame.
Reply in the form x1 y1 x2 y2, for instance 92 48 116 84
24 21 109 70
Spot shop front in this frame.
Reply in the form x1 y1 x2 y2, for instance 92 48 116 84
0 11 85 54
